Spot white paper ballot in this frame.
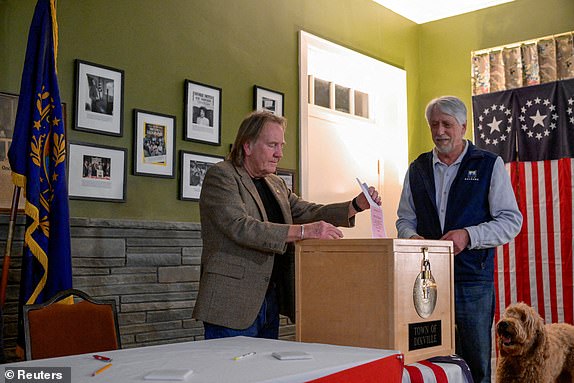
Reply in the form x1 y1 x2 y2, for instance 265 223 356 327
356 178 387 238
143 369 194 381
272 351 313 360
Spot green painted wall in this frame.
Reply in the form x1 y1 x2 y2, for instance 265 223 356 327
0 0 418 222
415 0 574 156
0 0 418 221
1 0 573 222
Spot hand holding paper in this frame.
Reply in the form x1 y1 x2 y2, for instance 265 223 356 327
356 178 387 238
354 180 382 210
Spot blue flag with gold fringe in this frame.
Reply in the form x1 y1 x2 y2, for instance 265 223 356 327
7 0 72 357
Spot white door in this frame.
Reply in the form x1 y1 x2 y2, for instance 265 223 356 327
299 31 408 238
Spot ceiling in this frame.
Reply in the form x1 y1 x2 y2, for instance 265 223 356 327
371 0 514 24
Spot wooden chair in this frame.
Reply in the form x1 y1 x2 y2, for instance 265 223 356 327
23 288 120 360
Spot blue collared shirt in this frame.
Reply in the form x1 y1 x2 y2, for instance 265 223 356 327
396 141 522 249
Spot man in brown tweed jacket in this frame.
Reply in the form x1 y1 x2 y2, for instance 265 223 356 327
192 111 381 339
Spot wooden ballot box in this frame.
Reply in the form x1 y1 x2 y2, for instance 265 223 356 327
295 238 454 364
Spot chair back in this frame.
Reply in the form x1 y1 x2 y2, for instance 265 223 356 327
23 288 120 360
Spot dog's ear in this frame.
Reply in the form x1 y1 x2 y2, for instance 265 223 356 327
523 305 546 344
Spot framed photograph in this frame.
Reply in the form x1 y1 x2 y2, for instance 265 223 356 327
184 80 222 145
276 168 296 193
68 142 127 202
74 59 124 136
133 109 176 178
253 85 284 116
179 151 224 201
0 93 67 212
0 92 24 212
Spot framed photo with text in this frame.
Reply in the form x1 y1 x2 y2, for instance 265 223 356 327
179 151 224 201
74 59 124 136
276 168 296 193
68 142 127 202
253 85 284 116
184 80 221 145
133 109 176 178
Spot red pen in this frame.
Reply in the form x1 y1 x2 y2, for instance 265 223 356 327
93 354 112 362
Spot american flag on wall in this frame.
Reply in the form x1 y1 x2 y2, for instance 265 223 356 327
472 78 574 328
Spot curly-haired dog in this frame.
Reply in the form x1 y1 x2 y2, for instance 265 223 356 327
496 302 574 382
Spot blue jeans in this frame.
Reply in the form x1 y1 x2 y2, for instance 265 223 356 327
203 286 280 340
455 281 495 383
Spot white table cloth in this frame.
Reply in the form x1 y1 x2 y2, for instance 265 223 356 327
4 336 400 383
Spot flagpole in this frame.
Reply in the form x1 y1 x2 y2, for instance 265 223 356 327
0 186 21 308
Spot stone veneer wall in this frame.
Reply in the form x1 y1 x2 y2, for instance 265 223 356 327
0 215 295 362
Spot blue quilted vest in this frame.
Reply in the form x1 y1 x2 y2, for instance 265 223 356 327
409 142 498 282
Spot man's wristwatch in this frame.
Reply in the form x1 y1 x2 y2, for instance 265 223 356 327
352 197 364 212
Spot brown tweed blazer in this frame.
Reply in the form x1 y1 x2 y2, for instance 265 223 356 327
192 160 354 329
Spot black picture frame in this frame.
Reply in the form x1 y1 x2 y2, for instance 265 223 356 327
276 167 296 194
0 92 67 212
184 80 222 145
133 109 176 178
68 142 127 202
253 85 284 117
0 92 23 212
74 59 124 136
179 151 224 201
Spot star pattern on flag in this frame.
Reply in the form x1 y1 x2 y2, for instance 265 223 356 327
518 97 559 140
474 79 574 162
475 102 513 147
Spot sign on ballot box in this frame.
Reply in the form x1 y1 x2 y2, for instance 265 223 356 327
295 238 454 364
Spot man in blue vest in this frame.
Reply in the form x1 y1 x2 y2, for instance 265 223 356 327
396 96 522 383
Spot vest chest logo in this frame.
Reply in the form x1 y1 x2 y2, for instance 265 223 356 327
464 170 479 181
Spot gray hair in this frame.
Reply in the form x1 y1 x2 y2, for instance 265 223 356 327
228 111 286 167
425 96 467 126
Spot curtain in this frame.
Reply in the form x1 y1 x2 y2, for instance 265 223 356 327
472 32 574 96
